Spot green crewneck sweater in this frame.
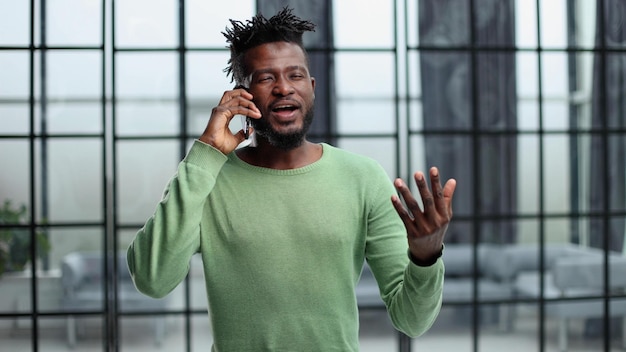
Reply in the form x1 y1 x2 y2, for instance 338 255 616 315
127 140 444 351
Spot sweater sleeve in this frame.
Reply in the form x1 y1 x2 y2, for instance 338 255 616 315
364 165 445 338
127 140 228 298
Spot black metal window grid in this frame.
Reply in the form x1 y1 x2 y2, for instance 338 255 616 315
1 1 625 352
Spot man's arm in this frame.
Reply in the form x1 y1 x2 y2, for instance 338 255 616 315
127 142 227 298
127 86 261 298
365 166 455 337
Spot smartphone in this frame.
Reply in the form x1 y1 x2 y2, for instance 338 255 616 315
241 115 251 139
234 85 251 139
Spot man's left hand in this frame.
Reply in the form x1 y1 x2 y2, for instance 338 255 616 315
391 167 456 264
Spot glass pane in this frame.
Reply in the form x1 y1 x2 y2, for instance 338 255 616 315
545 217 571 243
542 101 569 131
185 0 255 47
358 309 396 351
336 99 395 135
542 134 570 214
0 2 30 46
337 137 397 180
0 318 32 350
187 105 212 139
47 0 102 46
116 102 178 136
120 315 179 349
406 0 418 47
115 0 178 48
608 136 626 214
185 52 232 99
0 228 33 313
48 227 104 269
516 52 539 98
518 135 540 214
476 53 517 131
0 51 30 99
47 103 102 134
0 104 30 134
576 0 598 49
518 100 539 131
37 317 68 351
408 51 421 98
117 140 180 224
541 52 569 97
191 314 215 350
0 140 31 208
606 53 626 128
539 0 568 48
516 1 538 48
604 2 626 49
418 52 471 131
47 51 102 99
334 0 394 48
517 218 540 243
408 99 423 132
335 52 395 97
47 139 103 222
418 306 473 349
115 52 178 99
417 0 470 47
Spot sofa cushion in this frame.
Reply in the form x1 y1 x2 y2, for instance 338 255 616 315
442 244 497 277
443 278 513 303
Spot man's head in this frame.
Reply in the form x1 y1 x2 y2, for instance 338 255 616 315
223 7 316 86
223 8 317 150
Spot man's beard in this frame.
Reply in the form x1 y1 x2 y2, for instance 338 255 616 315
252 107 314 150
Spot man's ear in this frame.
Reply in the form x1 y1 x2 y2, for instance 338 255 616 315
311 77 316 98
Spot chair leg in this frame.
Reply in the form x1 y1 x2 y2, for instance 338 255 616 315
622 316 626 350
67 316 76 348
154 316 165 346
558 318 568 352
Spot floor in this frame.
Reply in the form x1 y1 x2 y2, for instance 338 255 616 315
1 308 624 351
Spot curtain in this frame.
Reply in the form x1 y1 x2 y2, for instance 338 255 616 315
589 0 626 253
418 0 517 243
257 0 336 144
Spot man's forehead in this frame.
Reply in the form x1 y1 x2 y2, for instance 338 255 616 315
243 42 309 73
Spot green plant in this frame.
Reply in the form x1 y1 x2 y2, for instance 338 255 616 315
0 200 51 276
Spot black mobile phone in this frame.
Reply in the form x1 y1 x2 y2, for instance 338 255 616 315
234 85 251 139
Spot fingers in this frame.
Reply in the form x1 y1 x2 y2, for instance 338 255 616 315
393 168 456 222
218 88 261 121
199 87 261 153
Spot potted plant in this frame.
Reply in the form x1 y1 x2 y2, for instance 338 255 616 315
0 200 51 277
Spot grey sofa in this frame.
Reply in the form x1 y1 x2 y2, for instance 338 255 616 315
356 243 626 351
512 246 626 351
60 251 170 347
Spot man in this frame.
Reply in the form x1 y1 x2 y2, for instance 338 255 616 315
127 7 456 351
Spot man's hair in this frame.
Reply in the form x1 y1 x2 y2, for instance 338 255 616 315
222 7 316 85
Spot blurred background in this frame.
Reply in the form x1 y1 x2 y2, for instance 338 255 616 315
1 0 625 351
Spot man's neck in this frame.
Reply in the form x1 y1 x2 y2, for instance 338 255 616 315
236 137 323 170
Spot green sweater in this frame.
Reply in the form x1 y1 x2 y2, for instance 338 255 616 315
127 140 444 351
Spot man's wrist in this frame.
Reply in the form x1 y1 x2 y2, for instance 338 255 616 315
408 246 443 267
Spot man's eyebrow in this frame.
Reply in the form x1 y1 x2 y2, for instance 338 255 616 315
252 66 307 75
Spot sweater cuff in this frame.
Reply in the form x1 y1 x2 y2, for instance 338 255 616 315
184 140 229 170
408 245 444 267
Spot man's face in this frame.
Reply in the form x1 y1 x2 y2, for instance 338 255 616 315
243 42 316 150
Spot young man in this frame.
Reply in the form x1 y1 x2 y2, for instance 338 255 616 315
127 8 456 351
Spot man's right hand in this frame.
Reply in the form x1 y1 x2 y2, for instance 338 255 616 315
199 87 262 155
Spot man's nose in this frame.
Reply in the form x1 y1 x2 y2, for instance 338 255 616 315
272 76 294 96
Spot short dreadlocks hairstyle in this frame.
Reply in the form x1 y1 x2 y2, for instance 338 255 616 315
222 7 316 85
